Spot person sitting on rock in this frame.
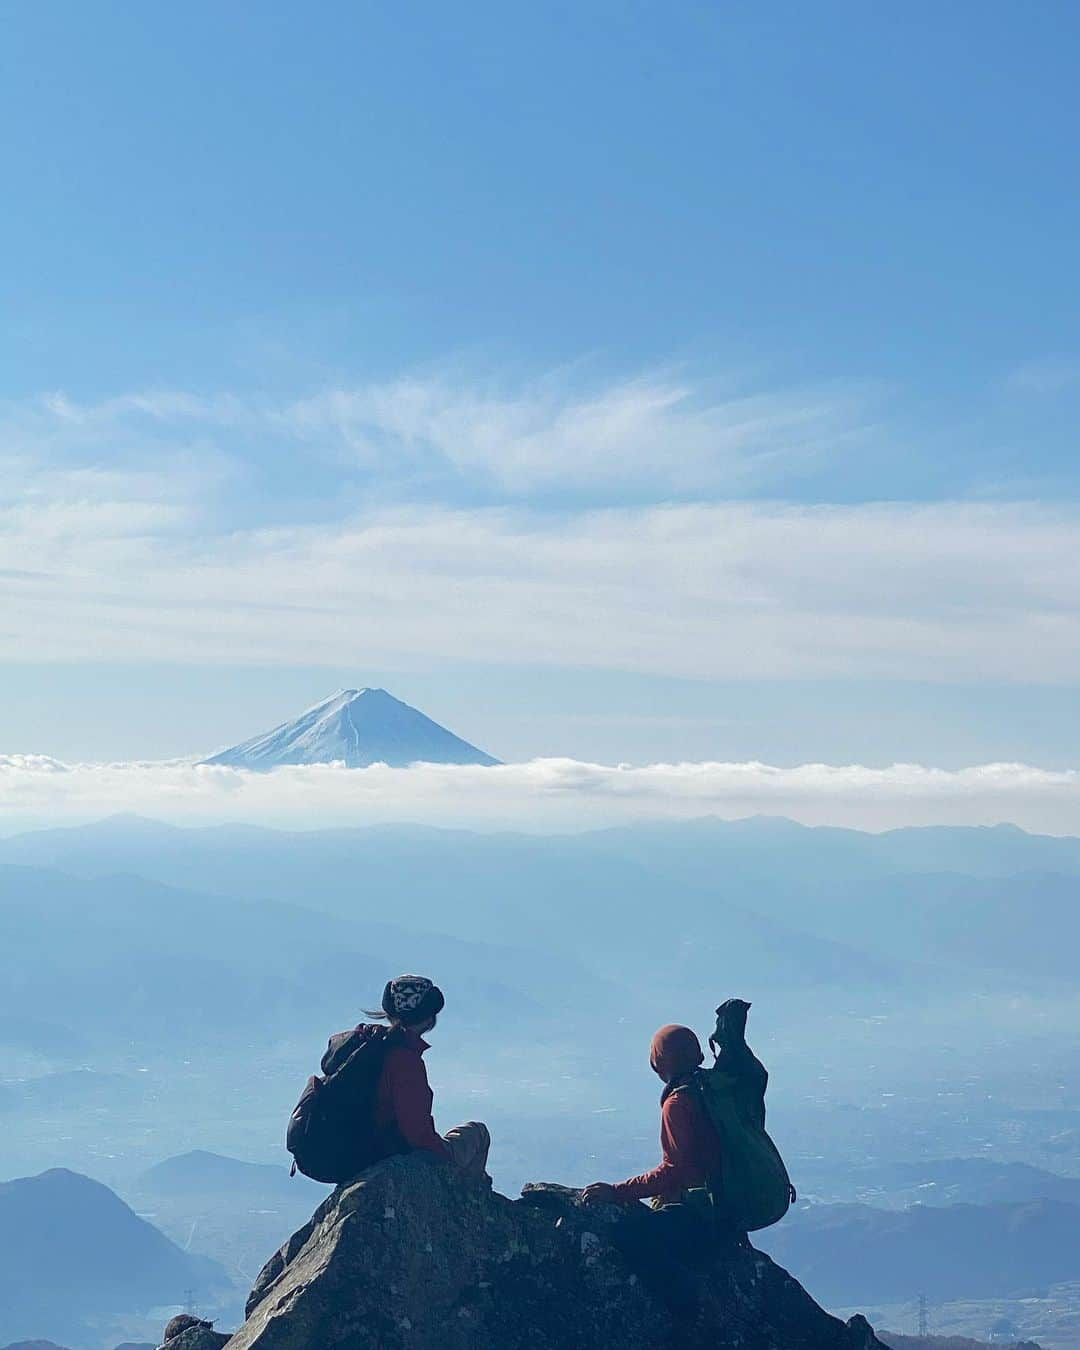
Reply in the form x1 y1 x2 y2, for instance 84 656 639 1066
367 974 491 1176
581 1023 725 1308
583 1023 722 1211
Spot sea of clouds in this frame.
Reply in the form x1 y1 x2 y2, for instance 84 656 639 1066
2 754 1079 835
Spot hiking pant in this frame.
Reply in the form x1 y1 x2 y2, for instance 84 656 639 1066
610 1198 714 1313
443 1120 491 1177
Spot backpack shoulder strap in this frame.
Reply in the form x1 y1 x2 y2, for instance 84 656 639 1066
662 1067 705 1106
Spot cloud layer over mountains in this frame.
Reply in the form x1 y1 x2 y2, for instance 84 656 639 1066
2 753 1079 834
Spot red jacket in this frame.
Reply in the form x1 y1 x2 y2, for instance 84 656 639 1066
612 1085 724 1203
374 1028 450 1161
612 1024 723 1204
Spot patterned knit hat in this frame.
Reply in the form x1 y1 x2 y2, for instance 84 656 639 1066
381 974 445 1025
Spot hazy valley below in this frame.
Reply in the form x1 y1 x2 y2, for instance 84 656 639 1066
2 813 1079 1348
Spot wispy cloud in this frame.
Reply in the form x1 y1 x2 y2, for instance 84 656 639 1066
40 389 251 426
0 494 1078 682
9 366 873 500
278 370 870 494
0 755 1077 835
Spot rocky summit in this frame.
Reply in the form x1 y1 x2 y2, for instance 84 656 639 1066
222 1155 884 1350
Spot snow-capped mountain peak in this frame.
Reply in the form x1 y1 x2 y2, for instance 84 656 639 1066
202 688 499 770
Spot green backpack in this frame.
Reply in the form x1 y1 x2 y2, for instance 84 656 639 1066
693 998 795 1233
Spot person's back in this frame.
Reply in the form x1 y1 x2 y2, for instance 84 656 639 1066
370 975 490 1174
364 1012 453 1162
289 974 490 1184
315 1019 433 1163
606 1024 723 1206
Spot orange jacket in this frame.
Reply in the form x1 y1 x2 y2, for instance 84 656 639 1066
613 1024 723 1204
612 1088 724 1203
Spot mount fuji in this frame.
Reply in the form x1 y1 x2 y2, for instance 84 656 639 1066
202 688 500 770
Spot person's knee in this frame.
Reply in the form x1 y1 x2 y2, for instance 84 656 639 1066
443 1120 491 1172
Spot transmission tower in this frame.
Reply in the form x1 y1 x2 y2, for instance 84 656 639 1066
918 1292 929 1339
184 1288 196 1314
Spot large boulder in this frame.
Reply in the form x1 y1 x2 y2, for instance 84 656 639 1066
158 1322 230 1350
225 1156 885 1350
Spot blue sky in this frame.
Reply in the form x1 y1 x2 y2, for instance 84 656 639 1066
2 2 1079 767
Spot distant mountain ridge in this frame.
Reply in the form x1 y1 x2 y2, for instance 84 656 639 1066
129 1152 324 1296
0 861 579 1051
757 1197 1080 1302
6 814 1080 991
0 1168 228 1346
136 1150 308 1199
202 688 499 769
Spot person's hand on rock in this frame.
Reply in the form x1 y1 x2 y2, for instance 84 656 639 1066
581 1182 617 1206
